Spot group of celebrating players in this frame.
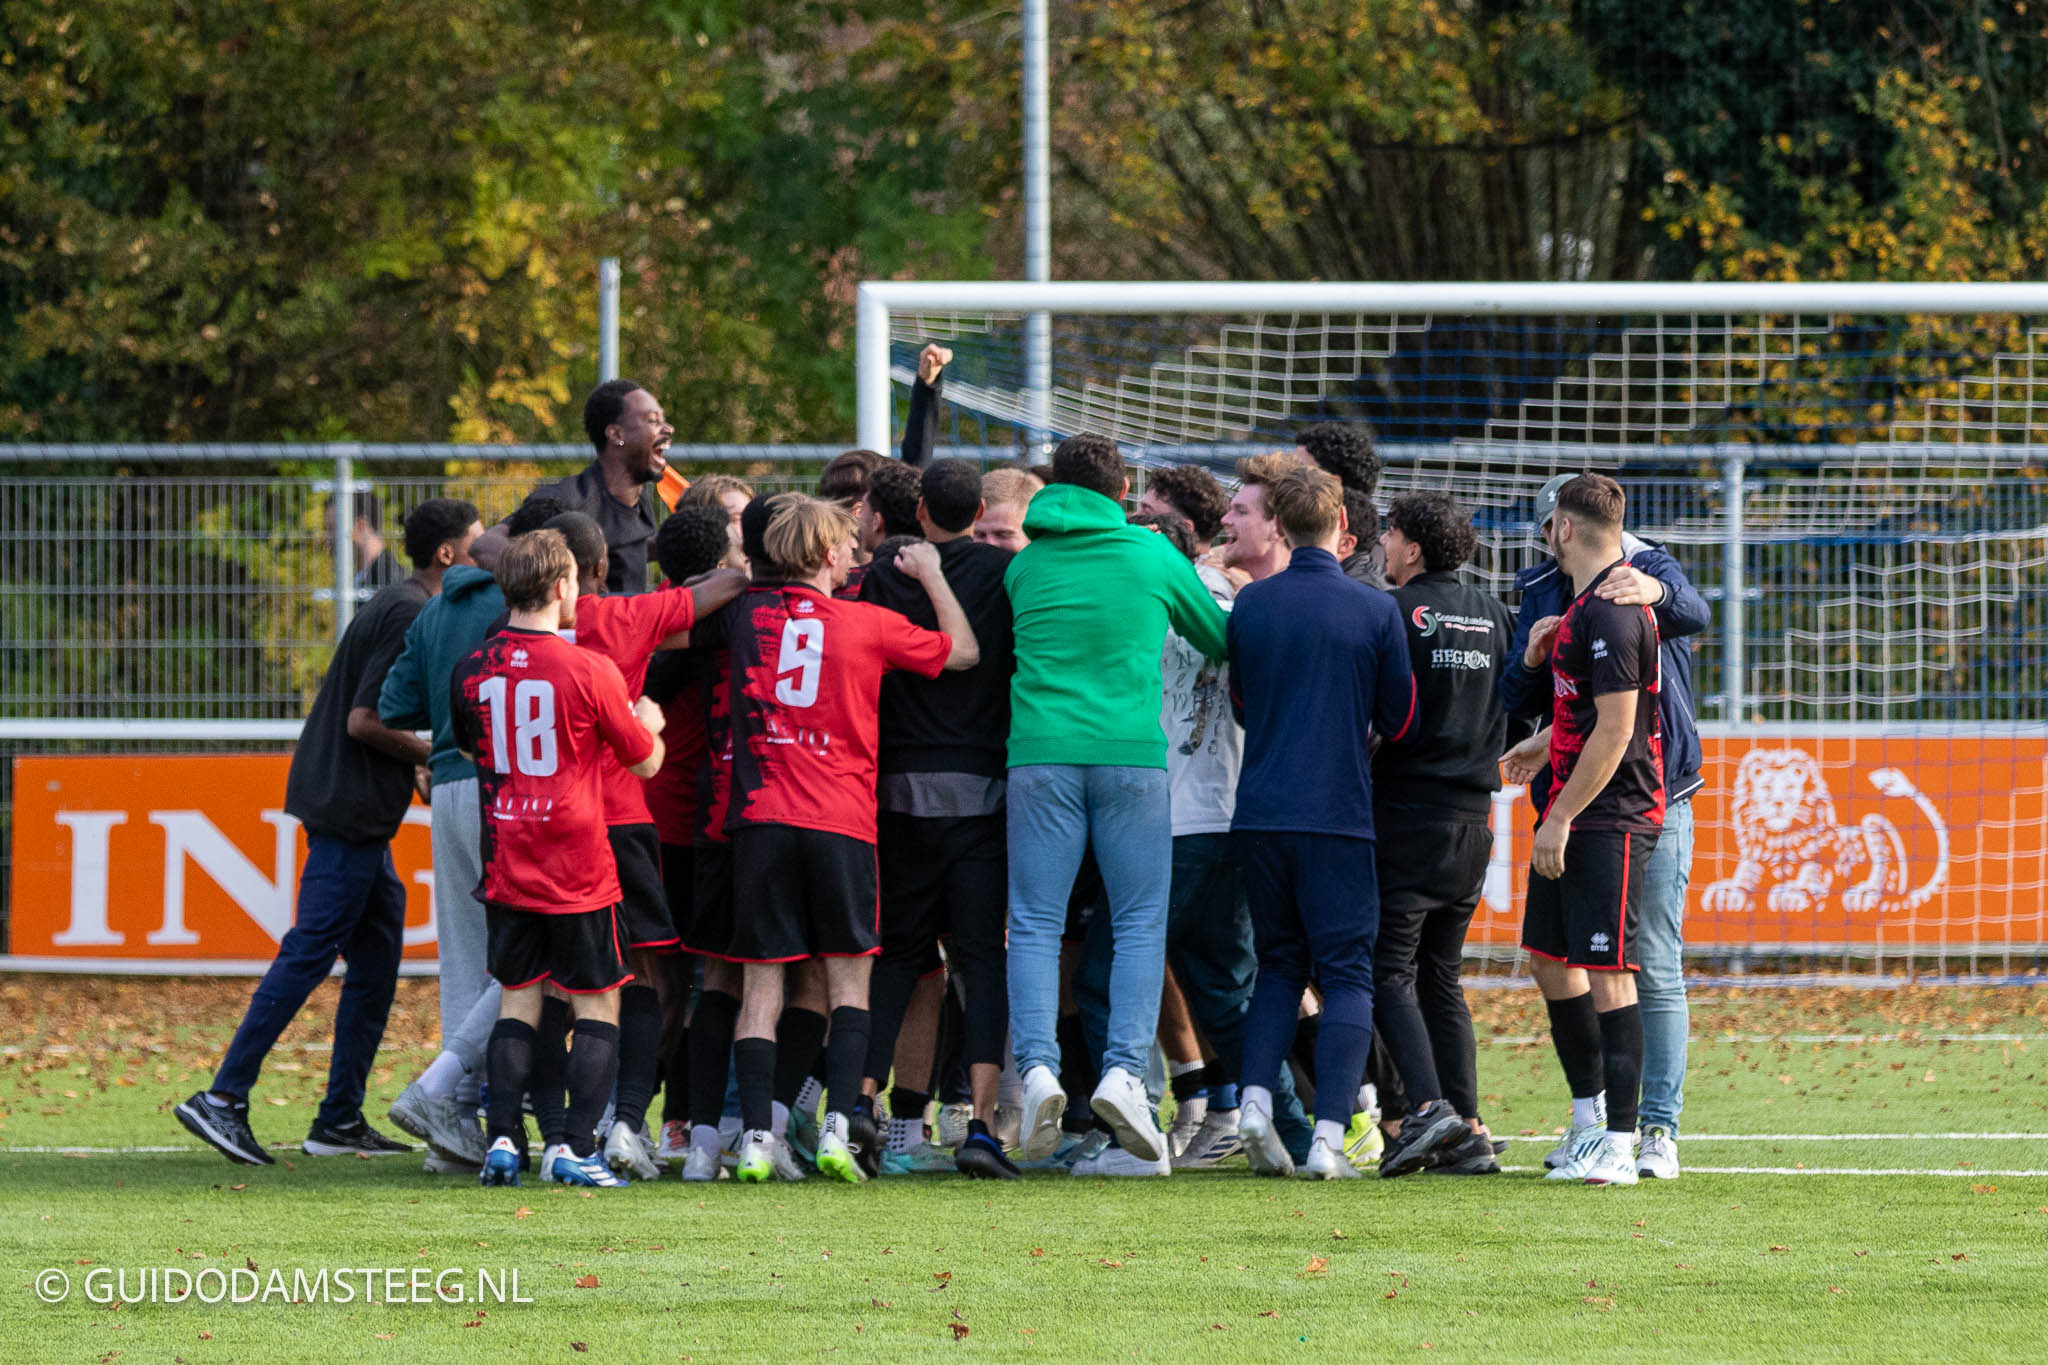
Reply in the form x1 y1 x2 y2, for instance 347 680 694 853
177 344 1706 1190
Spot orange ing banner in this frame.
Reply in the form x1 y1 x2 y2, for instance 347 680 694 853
7 737 2047 965
9 756 439 964
1470 730 2048 953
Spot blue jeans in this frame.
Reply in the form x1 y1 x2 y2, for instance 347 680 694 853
1636 797 1694 1133
1073 833 1314 1158
1006 765 1170 1081
213 834 408 1128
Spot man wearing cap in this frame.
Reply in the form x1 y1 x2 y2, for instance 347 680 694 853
1498 471 1709 1181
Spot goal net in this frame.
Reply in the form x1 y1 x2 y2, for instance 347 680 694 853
860 282 2048 980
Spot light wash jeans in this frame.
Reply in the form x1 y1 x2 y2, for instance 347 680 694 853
1006 765 1171 1082
1636 796 1694 1133
431 777 496 1106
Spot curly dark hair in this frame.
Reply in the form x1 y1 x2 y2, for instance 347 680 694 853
1341 486 1378 546
1143 465 1229 544
1050 432 1125 501
866 460 924 539
1295 421 1381 496
1128 510 1196 561
656 502 732 583
1385 491 1477 573
506 493 575 538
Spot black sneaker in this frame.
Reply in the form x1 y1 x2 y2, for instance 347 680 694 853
955 1130 1021 1181
847 1103 882 1180
303 1117 415 1156
175 1091 275 1166
1426 1127 1502 1176
1378 1100 1469 1179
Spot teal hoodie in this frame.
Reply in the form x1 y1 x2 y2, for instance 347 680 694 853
378 564 504 786
1004 483 1229 769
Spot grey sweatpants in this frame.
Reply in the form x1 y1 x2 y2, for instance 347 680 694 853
431 777 498 1105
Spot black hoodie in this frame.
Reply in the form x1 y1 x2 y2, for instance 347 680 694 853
1373 570 1514 821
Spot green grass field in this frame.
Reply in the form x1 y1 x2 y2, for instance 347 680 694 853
3 977 2045 1359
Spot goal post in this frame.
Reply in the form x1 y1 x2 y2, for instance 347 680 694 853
857 279 2048 978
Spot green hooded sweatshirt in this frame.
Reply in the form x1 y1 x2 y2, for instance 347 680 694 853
1004 482 1229 769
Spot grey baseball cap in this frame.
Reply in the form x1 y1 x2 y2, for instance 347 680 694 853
1533 472 1578 530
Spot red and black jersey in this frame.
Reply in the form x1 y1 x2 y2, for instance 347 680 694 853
566 587 695 827
1535 562 1665 834
451 628 657 913
834 561 870 602
708 582 950 843
642 667 708 846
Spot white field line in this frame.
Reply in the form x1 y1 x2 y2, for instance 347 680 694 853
1481 1033 2044 1045
1502 1164 2048 1177
1501 1133 2048 1143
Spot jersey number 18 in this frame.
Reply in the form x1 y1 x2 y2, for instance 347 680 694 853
478 675 558 776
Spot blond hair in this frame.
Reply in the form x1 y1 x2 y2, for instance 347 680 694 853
980 467 1043 512
495 528 575 612
679 473 754 509
763 495 857 577
1266 465 1343 545
1234 451 1300 496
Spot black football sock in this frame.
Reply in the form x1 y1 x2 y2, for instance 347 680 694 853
1596 1004 1644 1135
612 983 661 1134
1544 992 1606 1100
529 995 573 1149
826 1006 871 1118
564 1019 621 1159
734 1037 776 1134
774 1007 830 1107
687 990 739 1130
1056 1011 1099 1133
661 1024 691 1128
891 1085 931 1122
485 1019 536 1146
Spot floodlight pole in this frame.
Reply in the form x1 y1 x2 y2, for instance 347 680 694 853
1021 0 1052 452
599 258 621 382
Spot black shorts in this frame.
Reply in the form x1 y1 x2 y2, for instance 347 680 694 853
725 824 879 963
658 842 695 955
878 810 1006 973
1521 828 1656 972
680 840 736 959
486 902 631 994
608 823 676 951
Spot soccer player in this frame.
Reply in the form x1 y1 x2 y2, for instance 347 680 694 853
972 466 1041 551
709 496 977 1184
1501 471 1708 1179
1515 474 1665 1188
1227 465 1414 1180
1218 454 1296 584
1004 434 1228 1170
451 529 667 1189
677 474 754 562
540 511 744 1180
1370 492 1515 1177
177 499 482 1166
858 458 1019 1178
381 494 571 1171
1136 465 1230 558
1293 423 1386 587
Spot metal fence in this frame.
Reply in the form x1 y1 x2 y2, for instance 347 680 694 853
4 441 2046 974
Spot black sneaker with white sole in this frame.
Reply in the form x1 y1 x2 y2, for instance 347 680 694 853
1377 1100 1470 1179
175 1091 276 1166
1425 1127 1502 1176
303 1117 415 1156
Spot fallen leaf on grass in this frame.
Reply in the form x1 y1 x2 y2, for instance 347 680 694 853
1853 1251 1868 1257
1332 1228 1346 1240
574 1274 600 1289
1098 1260 1122 1269
1209 1323 1227 1331
514 1207 532 1219
932 1271 952 1283
1419 1343 1435 1351
951 1323 970 1341
1258 1310 1279 1319
228 1184 246 1192
1769 1245 1789 1253
1583 1296 1614 1312
1827 1286 1844 1294
197 1333 212 1342
373 1334 392 1342
871 1300 892 1310
1029 1248 1044 1258
1020 1328 1037 1336
1972 1184 1997 1194
571 1344 587 1354
1951 1253 1969 1262
1301 1256 1330 1277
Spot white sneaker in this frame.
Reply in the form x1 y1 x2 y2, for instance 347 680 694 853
771 1134 808 1182
656 1120 690 1166
1017 1066 1067 1162
1070 1143 1169 1177
935 1102 974 1149
1636 1125 1679 1180
1544 1125 1611 1181
681 1126 723 1183
1544 1095 1606 1169
604 1120 661 1181
1583 1132 1640 1186
1167 1093 1209 1157
1300 1136 1361 1180
1171 1108 1242 1169
1238 1103 1295 1178
1090 1067 1165 1163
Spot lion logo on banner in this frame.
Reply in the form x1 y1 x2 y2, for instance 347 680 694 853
1702 748 1949 914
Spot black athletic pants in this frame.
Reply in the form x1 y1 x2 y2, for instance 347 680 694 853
1371 809 1491 1122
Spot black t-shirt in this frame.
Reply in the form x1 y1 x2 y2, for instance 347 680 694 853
860 535 1015 779
1374 571 1514 821
533 462 660 596
284 578 430 843
1535 562 1665 833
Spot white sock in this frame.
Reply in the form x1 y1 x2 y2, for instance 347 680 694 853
1357 1082 1379 1120
206 1091 238 1108
690 1123 722 1154
794 1076 823 1115
1242 1085 1273 1121
417 1050 468 1102
770 1100 789 1139
1313 1118 1347 1151
1168 1058 1205 1078
1571 1093 1606 1129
